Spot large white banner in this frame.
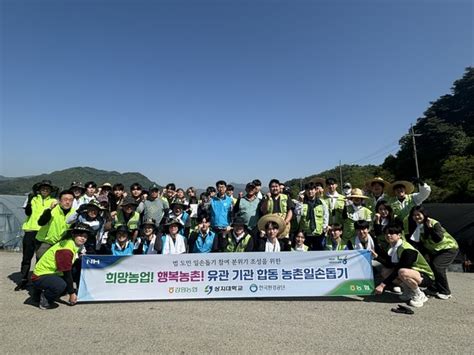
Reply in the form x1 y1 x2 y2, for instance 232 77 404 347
78 251 374 302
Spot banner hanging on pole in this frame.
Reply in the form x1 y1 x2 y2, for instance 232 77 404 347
78 250 374 302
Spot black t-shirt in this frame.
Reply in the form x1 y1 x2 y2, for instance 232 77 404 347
271 195 294 214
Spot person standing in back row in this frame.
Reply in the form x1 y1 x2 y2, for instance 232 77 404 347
389 178 431 221
210 180 233 249
260 179 294 238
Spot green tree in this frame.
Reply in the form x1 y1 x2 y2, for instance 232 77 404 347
439 155 474 202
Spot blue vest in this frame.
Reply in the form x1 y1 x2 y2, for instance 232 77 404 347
193 231 216 253
210 195 232 228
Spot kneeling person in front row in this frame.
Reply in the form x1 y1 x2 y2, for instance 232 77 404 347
375 223 434 308
31 223 93 309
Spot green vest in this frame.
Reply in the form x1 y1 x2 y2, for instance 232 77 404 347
266 194 288 215
36 206 76 245
22 195 57 231
292 245 309 252
390 195 415 221
322 194 345 225
266 194 291 236
114 210 140 230
224 233 252 252
33 238 79 277
325 237 347 251
397 241 434 280
342 205 372 242
420 219 458 253
300 201 325 235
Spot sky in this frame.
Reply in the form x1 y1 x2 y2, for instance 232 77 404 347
1 0 472 188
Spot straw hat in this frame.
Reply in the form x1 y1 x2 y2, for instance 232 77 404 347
366 177 391 191
347 188 369 199
257 214 286 235
391 181 415 195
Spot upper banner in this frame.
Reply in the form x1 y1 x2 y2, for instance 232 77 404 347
78 250 374 302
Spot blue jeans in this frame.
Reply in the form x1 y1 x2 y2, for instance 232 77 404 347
32 275 66 303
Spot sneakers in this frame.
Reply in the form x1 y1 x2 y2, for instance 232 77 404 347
409 291 428 308
391 286 402 294
39 292 55 310
435 293 452 300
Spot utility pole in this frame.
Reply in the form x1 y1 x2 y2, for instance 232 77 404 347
410 124 422 178
339 160 343 186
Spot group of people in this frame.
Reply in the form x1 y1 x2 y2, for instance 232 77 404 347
16 176 459 310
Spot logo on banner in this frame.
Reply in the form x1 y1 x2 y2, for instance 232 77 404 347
205 285 213 295
86 258 100 265
329 255 348 264
249 284 258 293
168 287 174 294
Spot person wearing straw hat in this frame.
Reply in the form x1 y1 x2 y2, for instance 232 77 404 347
341 188 372 242
221 216 255 252
299 181 329 250
113 196 140 242
31 223 93 309
158 218 188 254
16 180 58 291
260 179 294 239
365 177 392 214
256 214 291 252
322 177 346 225
389 178 431 220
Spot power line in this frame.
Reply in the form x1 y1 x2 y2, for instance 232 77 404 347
346 140 399 165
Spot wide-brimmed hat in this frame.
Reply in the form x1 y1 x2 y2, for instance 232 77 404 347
84 199 105 211
71 222 94 236
37 179 53 189
70 181 85 191
366 177 391 191
309 177 326 188
100 182 112 189
163 218 183 227
109 225 131 238
257 214 286 235
142 218 156 227
347 188 369 199
170 198 187 210
391 181 415 195
121 196 139 207
231 216 247 227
